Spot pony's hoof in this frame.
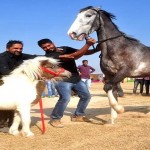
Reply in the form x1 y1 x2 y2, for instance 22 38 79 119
114 105 124 114
22 131 34 137
9 129 20 136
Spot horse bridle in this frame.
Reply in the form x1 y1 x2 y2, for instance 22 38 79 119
85 8 124 45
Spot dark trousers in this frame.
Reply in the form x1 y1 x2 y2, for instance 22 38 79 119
0 110 14 128
144 80 150 95
133 79 144 94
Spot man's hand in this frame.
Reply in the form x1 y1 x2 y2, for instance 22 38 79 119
86 38 96 46
59 37 96 61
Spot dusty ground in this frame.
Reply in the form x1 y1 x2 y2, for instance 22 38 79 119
1 82 150 150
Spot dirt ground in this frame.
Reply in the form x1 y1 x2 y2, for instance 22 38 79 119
1 82 150 150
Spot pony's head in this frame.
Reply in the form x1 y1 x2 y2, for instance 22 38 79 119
7 56 71 81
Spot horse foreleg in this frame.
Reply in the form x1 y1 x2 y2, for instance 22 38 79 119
107 89 124 114
19 105 34 137
107 107 118 124
9 111 21 135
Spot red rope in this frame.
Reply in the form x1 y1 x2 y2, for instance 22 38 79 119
38 67 65 134
41 67 65 76
39 99 45 134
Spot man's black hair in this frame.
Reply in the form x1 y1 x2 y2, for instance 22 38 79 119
6 40 23 49
37 38 53 47
82 60 88 63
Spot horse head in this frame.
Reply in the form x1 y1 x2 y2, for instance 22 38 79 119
68 6 101 41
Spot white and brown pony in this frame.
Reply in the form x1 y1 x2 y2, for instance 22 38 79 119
0 56 71 137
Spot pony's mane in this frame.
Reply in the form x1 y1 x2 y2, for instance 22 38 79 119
2 56 58 81
2 56 59 82
2 59 42 81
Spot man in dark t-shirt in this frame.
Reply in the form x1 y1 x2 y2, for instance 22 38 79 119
38 38 97 128
0 40 36 132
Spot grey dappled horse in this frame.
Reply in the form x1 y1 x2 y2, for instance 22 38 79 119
68 6 150 124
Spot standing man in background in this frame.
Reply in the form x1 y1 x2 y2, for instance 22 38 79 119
144 77 150 95
133 77 144 95
77 60 95 90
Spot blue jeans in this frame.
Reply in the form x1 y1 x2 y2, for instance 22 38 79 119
43 80 57 97
81 78 91 90
51 80 91 119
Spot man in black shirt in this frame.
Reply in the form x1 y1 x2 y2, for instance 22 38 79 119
0 40 36 132
38 38 97 128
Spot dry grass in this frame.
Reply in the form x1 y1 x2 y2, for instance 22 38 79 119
1 82 150 150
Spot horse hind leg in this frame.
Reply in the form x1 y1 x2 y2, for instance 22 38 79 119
19 105 34 137
9 111 21 135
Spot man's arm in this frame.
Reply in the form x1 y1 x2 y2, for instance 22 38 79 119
84 43 103 55
59 38 96 60
90 66 95 73
84 48 100 55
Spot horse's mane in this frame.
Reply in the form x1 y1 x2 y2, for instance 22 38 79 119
80 6 139 42
2 59 42 82
100 9 139 42
80 6 94 13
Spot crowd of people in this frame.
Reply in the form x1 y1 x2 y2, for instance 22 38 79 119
133 77 150 95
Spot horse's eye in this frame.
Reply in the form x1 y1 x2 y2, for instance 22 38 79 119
86 14 92 18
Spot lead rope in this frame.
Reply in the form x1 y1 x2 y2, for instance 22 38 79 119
39 67 65 134
39 99 45 134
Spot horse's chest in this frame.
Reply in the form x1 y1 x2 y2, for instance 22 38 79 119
100 57 118 74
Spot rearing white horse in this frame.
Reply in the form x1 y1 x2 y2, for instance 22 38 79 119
0 56 71 137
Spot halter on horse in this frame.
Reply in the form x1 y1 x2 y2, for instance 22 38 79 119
68 6 150 124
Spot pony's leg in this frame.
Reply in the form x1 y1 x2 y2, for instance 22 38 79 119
19 105 34 137
9 111 21 135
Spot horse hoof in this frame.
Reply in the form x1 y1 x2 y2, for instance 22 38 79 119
105 119 114 125
114 105 124 114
